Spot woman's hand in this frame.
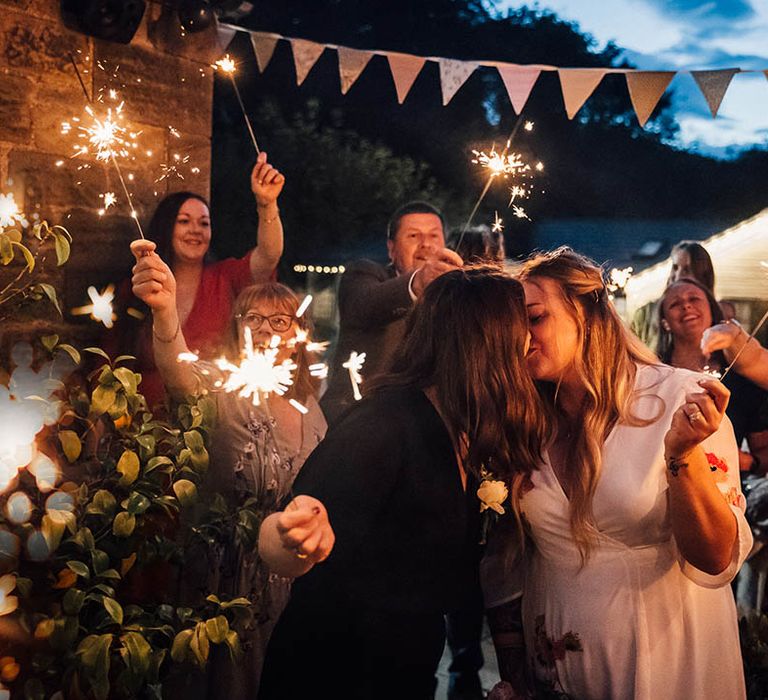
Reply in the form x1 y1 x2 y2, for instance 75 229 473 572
664 378 731 458
276 495 334 564
130 240 176 314
250 151 285 207
701 321 741 357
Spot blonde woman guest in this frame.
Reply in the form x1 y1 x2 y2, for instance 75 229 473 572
131 241 326 698
484 248 751 700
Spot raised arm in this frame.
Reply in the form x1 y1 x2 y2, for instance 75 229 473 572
664 378 739 575
249 151 285 282
701 320 768 390
130 240 196 400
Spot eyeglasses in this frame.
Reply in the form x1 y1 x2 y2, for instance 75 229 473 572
235 312 294 332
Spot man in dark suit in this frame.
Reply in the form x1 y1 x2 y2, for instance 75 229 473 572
321 201 462 425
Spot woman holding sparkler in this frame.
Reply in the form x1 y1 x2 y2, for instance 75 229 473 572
106 152 284 409
131 242 326 699
656 278 768 473
257 267 546 700
483 248 751 700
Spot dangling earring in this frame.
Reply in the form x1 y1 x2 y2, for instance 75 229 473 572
661 319 671 332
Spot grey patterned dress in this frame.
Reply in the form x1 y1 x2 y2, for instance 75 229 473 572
204 389 326 699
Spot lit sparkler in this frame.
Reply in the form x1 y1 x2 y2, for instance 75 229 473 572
342 351 366 401
471 145 530 178
508 185 527 204
214 54 261 154
511 205 530 220
607 267 634 294
215 329 296 406
491 212 504 233
0 193 28 229
524 121 534 131
71 284 116 328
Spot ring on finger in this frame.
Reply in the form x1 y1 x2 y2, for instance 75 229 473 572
294 547 308 560
687 410 704 424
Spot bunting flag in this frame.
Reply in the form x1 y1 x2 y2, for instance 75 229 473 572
625 71 676 127
215 20 237 53
439 59 477 106
558 69 607 119
692 69 740 117
387 52 426 104
290 38 325 86
338 46 373 94
496 65 541 114
251 32 279 73
218 24 765 123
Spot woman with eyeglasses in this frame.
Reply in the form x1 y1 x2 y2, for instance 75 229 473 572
131 240 327 699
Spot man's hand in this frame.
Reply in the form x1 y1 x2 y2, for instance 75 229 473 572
410 248 463 297
251 151 285 207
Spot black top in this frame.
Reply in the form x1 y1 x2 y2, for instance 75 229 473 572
291 385 481 616
722 370 768 446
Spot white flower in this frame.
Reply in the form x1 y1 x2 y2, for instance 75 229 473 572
477 479 509 515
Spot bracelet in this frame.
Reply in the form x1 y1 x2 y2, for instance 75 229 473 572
153 320 180 343
258 204 280 224
667 455 689 477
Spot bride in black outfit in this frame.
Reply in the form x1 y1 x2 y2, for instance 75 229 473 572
258 266 546 700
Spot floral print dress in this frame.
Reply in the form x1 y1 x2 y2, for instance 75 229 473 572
483 364 752 700
205 389 326 699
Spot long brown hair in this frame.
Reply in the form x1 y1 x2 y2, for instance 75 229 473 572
656 277 725 366
518 248 659 558
224 283 319 403
376 266 546 488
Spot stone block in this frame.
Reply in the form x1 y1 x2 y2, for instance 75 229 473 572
0 71 34 144
0 8 89 82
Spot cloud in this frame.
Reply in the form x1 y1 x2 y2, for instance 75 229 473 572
644 0 755 21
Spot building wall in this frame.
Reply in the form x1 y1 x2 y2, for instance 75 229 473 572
0 0 223 354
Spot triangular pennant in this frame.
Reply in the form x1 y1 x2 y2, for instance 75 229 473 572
250 32 279 73
386 52 426 104
215 20 237 53
625 71 676 127
691 69 739 117
558 69 607 119
290 38 325 86
496 65 541 114
338 46 373 95
438 59 477 106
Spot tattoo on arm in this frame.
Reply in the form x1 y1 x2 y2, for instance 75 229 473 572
667 456 689 477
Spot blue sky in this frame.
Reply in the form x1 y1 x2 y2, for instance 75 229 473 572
502 0 768 157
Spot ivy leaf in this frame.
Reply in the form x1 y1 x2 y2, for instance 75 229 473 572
58 430 82 463
56 343 81 366
11 240 35 271
87 490 117 517
53 230 71 266
145 455 174 474
112 512 136 538
116 450 140 486
63 588 86 615
67 560 90 579
113 367 138 397
92 549 110 575
41 334 59 352
83 346 111 362
204 616 229 644
41 514 66 553
103 597 123 625
91 384 117 417
126 492 151 516
121 631 152 681
172 479 198 507
35 283 61 315
170 629 193 663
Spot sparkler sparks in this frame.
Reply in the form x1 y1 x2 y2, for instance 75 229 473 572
63 103 140 163
508 185 527 205
215 329 297 406
607 267 634 294
0 193 27 229
71 284 116 328
214 54 237 74
511 205 530 220
491 212 504 233
342 351 366 401
471 146 530 178
214 53 261 154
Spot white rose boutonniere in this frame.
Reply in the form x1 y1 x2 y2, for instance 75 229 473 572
477 479 508 515
477 475 509 544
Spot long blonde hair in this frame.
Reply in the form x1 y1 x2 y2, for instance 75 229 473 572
518 248 658 558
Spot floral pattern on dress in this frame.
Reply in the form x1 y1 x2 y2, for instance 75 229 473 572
531 614 583 700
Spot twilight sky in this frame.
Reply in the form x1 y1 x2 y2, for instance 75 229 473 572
503 0 768 157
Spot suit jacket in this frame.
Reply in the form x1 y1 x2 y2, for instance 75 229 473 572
321 259 412 424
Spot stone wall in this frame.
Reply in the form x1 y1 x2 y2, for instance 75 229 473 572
0 0 224 353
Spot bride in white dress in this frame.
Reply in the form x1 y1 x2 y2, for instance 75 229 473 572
483 247 752 700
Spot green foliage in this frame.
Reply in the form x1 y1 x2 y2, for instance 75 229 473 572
0 220 71 320
0 348 259 698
